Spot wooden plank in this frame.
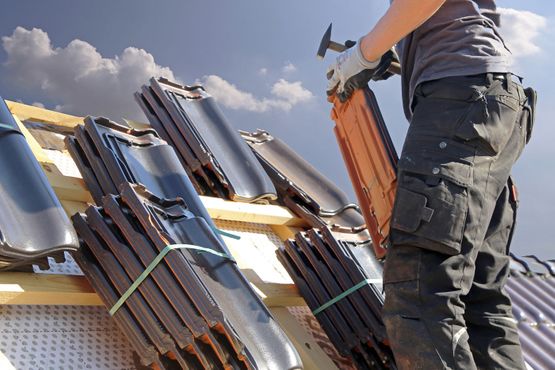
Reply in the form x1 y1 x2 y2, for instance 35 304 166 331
19 161 305 226
0 273 102 306
13 115 53 164
61 200 89 217
6 101 306 226
241 269 305 307
49 177 304 226
0 269 303 307
270 225 303 241
254 281 305 307
0 273 330 366
201 195 307 227
270 307 339 370
6 100 83 128
42 167 93 203
1 101 307 307
13 111 92 204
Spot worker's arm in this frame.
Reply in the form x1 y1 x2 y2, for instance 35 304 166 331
327 0 446 99
360 0 446 62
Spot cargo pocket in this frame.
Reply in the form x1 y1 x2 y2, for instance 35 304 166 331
391 137 474 255
454 84 522 155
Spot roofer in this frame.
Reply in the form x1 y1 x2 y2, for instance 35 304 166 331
326 1 535 369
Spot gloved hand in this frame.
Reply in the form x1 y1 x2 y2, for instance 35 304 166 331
327 40 399 102
371 48 400 82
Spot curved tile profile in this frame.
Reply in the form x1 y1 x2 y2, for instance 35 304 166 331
0 97 78 269
241 129 369 243
135 87 212 196
242 130 354 214
82 116 219 231
64 135 104 205
69 115 228 246
136 77 277 203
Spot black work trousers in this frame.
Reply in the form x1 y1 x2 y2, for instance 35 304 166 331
382 74 528 370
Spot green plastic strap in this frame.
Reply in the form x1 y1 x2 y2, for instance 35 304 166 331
212 227 241 240
312 278 383 316
109 243 234 316
0 123 21 134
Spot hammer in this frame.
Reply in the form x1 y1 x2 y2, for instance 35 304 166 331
317 23 401 76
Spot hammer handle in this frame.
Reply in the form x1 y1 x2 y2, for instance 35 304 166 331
388 61 401 75
328 41 348 53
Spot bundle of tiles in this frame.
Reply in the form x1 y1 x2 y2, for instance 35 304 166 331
66 116 301 369
135 77 277 203
277 227 396 370
0 98 78 270
241 129 369 243
74 184 252 369
241 129 394 368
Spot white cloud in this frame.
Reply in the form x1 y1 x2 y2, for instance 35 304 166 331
498 8 547 58
258 67 268 76
31 102 45 109
2 27 176 120
202 75 313 113
282 62 297 74
271 79 313 105
2 27 313 118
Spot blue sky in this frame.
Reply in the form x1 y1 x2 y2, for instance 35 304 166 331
0 0 553 258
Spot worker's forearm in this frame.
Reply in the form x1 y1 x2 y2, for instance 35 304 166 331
360 0 446 62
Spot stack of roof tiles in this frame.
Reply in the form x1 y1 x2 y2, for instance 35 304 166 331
133 79 394 367
66 116 301 369
239 129 394 368
135 77 277 203
0 98 78 270
277 228 394 369
131 71 555 369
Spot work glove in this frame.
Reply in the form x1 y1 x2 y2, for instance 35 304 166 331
326 40 398 102
372 48 400 82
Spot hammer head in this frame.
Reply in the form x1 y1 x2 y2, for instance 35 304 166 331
317 23 333 60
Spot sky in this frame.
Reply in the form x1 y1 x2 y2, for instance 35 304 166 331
0 0 553 259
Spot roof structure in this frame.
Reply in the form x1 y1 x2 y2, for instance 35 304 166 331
0 93 552 369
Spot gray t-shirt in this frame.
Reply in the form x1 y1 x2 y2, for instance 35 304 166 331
396 0 511 119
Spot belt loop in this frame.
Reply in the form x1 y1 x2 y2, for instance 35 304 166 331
509 73 525 104
504 73 511 93
485 73 494 87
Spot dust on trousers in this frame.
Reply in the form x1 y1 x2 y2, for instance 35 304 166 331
382 73 535 370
